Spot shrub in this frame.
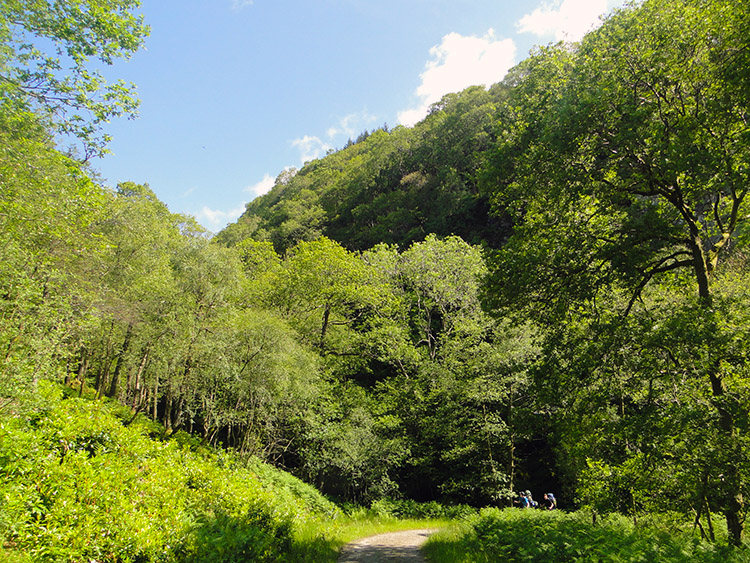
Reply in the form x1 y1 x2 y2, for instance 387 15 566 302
424 508 750 563
369 498 477 520
0 384 333 562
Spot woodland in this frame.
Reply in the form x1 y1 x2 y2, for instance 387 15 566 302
1 0 750 560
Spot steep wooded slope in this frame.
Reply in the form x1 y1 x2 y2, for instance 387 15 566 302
216 85 512 252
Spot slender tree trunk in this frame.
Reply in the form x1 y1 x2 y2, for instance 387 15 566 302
131 348 149 409
164 390 173 432
690 242 711 301
107 324 133 399
506 381 516 507
694 262 744 546
173 396 185 431
151 372 159 421
705 496 716 543
709 365 744 546
320 305 330 350
95 361 110 399
77 348 89 398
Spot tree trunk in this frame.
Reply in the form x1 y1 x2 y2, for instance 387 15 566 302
506 380 516 507
173 396 185 431
705 496 716 543
689 230 743 546
151 372 159 421
320 305 330 350
107 324 133 399
703 307 743 546
77 348 89 397
131 348 149 409
164 390 173 432
95 361 110 399
710 365 744 546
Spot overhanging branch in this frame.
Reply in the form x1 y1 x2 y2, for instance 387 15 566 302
624 253 693 316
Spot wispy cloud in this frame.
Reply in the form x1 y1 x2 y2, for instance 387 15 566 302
197 204 247 232
197 173 277 232
517 0 609 42
245 173 275 198
326 111 377 140
398 29 516 126
291 135 333 164
289 110 379 165
231 0 254 10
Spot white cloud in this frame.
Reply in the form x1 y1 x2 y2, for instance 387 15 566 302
326 111 377 140
398 30 517 127
245 173 275 198
231 0 253 10
197 204 247 232
289 111 378 167
291 135 333 164
517 0 609 42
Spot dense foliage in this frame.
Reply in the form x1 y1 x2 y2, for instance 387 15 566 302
0 383 339 562
215 86 512 253
2 0 750 558
423 509 750 562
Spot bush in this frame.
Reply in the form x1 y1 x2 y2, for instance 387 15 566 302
424 508 750 563
0 384 335 562
246 456 341 520
369 498 477 520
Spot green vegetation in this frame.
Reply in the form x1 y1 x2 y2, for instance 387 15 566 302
2 0 750 559
215 86 510 253
0 383 337 562
0 384 452 562
424 509 750 562
0 0 149 158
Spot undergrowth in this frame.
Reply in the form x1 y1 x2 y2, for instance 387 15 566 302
0 382 450 562
423 508 750 563
0 382 339 562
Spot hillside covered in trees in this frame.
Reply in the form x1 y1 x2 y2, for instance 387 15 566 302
3 0 750 559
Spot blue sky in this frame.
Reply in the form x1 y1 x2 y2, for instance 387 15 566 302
94 0 627 232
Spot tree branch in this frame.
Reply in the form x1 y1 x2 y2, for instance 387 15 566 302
624 254 693 316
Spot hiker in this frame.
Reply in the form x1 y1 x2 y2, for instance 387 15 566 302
525 490 538 508
514 491 530 508
543 493 556 510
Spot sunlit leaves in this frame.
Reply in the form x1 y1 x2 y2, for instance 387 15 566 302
0 0 149 158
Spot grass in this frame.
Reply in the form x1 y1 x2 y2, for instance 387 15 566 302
289 511 451 562
9 383 748 562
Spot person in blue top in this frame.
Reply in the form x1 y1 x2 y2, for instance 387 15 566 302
514 491 530 508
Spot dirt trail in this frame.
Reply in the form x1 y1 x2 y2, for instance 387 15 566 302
337 529 439 563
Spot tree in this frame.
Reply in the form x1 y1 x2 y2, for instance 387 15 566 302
86 182 180 402
0 107 105 404
362 235 542 505
482 0 749 544
268 237 376 353
193 307 322 459
0 0 149 158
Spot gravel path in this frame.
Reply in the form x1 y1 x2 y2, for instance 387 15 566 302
337 529 439 563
